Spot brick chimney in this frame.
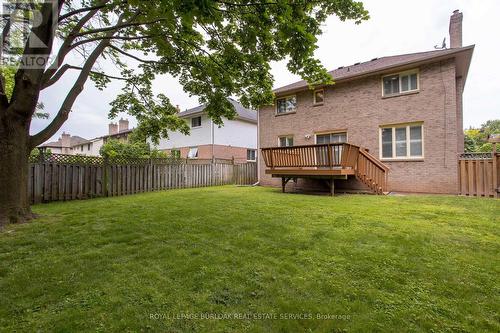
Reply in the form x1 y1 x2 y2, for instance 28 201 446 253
108 122 118 135
449 9 463 48
61 132 71 147
118 118 129 132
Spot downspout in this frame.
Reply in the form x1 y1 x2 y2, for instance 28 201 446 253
254 106 260 186
211 118 215 163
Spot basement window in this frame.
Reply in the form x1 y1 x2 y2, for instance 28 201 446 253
247 149 256 161
382 70 419 96
188 147 198 159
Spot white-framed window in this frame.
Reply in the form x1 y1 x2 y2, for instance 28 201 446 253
313 89 324 105
247 149 256 161
187 147 198 159
380 123 423 160
316 132 347 144
279 136 294 147
276 95 297 114
382 70 419 96
191 116 202 128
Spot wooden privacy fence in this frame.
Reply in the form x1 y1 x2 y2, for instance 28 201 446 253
28 154 257 204
458 152 499 197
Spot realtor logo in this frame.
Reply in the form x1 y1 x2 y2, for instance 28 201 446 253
1 0 58 68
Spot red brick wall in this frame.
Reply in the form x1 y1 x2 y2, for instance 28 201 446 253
259 59 462 194
163 144 251 163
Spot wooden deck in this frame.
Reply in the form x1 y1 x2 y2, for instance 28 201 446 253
261 143 390 194
265 169 355 176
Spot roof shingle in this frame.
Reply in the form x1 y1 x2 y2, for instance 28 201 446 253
39 135 88 148
274 46 474 95
178 98 257 123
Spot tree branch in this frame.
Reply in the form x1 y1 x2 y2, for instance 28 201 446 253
41 64 72 89
58 2 109 22
41 1 107 85
214 1 278 6
42 63 128 89
70 34 157 49
109 45 160 64
74 18 165 38
30 16 124 148
9 2 58 118
1 14 12 60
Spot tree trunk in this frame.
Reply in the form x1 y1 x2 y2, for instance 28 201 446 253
0 112 32 227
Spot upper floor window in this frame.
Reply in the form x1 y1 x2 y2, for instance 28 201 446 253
382 70 418 96
276 95 296 114
191 116 202 128
80 145 83 151
380 123 423 160
313 89 324 105
87 144 91 151
247 149 256 161
279 136 294 147
316 132 347 144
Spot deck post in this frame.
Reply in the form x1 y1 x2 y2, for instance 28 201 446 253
327 144 333 169
281 177 286 193
330 178 335 196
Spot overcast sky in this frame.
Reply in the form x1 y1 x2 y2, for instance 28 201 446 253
32 0 499 143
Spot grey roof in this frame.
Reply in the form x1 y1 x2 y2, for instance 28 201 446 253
99 128 134 140
40 135 88 148
178 98 257 123
274 45 475 95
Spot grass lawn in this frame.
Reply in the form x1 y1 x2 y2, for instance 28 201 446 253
0 186 499 332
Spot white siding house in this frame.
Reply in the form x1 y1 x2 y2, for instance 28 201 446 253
156 98 257 162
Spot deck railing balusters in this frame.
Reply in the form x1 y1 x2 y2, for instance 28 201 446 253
260 143 389 194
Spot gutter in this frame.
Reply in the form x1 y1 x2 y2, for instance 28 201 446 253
273 45 475 96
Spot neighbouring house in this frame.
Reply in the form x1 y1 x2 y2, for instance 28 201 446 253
38 132 88 154
71 118 133 156
259 10 473 194
39 118 133 156
156 98 257 163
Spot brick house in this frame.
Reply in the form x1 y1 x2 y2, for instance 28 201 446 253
157 98 257 163
258 10 474 194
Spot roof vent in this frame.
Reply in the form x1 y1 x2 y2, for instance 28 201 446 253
371 57 378 61
337 66 344 69
353 62 360 66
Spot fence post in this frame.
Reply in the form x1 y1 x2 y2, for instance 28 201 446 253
492 141 498 198
38 147 45 164
149 158 153 192
231 156 235 184
102 156 109 197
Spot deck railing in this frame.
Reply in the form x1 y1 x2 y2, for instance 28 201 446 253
356 149 389 193
261 143 360 169
261 143 389 193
